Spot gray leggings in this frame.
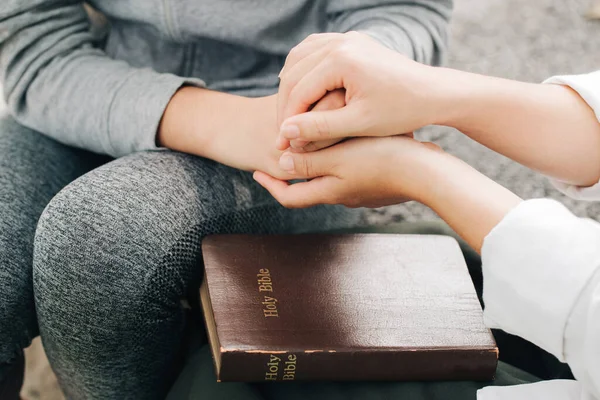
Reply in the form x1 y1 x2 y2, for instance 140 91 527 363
0 115 361 399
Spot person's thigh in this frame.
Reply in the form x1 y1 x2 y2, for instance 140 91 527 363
32 150 361 399
0 115 104 375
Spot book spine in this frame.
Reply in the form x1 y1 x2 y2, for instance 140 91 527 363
218 348 498 382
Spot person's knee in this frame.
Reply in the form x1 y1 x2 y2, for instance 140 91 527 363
33 175 148 325
32 152 230 318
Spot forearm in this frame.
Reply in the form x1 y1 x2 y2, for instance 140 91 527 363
158 87 252 159
436 69 600 186
158 88 288 178
409 151 522 253
0 1 204 157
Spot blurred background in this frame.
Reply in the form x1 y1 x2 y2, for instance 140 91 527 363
2 0 599 399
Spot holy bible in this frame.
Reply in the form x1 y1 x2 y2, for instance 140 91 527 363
200 234 497 382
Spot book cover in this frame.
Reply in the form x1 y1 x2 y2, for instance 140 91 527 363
200 234 497 382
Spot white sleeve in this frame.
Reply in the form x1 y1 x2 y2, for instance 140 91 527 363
481 198 600 399
544 72 600 200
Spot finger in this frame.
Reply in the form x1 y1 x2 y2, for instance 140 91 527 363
280 106 363 143
287 89 345 151
278 89 345 151
253 171 339 209
290 139 310 149
311 89 346 111
422 141 443 152
275 135 291 152
277 44 339 127
280 33 341 76
281 56 348 123
293 138 341 152
278 149 336 179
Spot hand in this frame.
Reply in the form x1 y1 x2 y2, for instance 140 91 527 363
275 32 451 151
256 135 522 253
216 92 346 178
158 88 345 180
277 88 347 152
254 136 444 209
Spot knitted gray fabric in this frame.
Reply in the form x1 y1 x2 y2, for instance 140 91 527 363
0 115 107 375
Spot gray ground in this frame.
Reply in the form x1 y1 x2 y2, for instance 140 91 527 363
3 0 600 398
366 0 600 226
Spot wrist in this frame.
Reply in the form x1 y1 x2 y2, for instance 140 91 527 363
157 86 201 151
415 150 522 252
426 67 482 128
410 148 455 207
157 87 253 158
386 141 450 205
432 69 543 133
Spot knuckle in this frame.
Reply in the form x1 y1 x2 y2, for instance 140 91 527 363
313 114 331 140
305 33 321 42
286 45 300 61
345 31 361 40
331 45 346 59
284 46 303 70
288 83 304 105
302 142 318 152
302 156 315 177
338 39 354 54
278 77 291 94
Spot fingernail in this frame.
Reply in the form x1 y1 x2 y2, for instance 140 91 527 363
275 136 285 148
281 123 300 139
290 139 309 149
279 153 295 173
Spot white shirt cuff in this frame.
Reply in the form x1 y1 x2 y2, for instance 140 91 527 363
544 72 600 200
477 380 583 400
481 199 600 360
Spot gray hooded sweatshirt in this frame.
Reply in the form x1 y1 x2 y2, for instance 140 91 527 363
0 0 452 157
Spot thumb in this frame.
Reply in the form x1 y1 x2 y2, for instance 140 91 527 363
279 105 364 143
253 171 339 209
278 148 336 179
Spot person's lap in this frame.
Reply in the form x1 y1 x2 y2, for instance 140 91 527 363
0 114 361 398
30 146 361 397
167 222 574 400
0 113 565 399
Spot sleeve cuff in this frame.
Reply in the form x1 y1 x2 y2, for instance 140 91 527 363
481 199 600 360
107 69 205 157
543 72 600 200
549 178 600 201
477 380 583 400
544 71 600 123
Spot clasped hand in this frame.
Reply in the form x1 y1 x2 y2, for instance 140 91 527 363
254 31 450 209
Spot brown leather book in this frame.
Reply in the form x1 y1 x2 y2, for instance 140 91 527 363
200 234 497 382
